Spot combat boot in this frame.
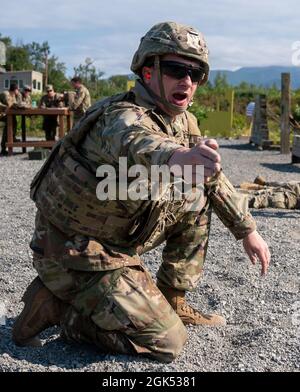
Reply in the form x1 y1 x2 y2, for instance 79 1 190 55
158 285 226 326
12 277 67 347
254 176 266 186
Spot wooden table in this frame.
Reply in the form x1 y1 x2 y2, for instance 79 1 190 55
6 108 72 156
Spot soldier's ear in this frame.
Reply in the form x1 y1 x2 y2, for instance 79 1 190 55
142 67 152 84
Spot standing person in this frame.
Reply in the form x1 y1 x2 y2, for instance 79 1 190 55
0 83 21 156
39 85 63 141
69 76 91 124
245 100 255 136
13 22 270 363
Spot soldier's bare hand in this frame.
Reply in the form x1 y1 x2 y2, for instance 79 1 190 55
242 230 271 276
168 143 221 180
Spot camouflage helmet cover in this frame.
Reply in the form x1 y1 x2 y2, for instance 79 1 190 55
131 21 209 83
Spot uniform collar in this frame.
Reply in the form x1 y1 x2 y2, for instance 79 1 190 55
132 79 183 126
132 79 156 110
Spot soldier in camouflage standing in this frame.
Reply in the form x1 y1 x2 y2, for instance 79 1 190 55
69 76 91 124
12 22 270 362
0 83 21 156
39 85 64 141
239 176 300 209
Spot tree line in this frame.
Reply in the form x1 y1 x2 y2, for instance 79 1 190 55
0 33 130 99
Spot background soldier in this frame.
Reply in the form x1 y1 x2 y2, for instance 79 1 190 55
69 76 91 124
239 176 300 209
0 83 21 155
19 85 32 108
39 85 63 141
13 22 270 363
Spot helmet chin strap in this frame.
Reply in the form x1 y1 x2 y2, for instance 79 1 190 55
143 56 188 116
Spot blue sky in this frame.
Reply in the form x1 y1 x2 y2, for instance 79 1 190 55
0 0 299 77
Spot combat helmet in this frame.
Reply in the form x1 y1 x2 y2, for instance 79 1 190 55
131 21 210 114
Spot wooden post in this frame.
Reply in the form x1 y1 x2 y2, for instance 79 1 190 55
58 115 64 139
7 113 13 156
21 115 26 153
67 112 73 132
280 73 291 154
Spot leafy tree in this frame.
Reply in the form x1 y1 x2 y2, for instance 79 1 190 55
5 46 33 71
74 58 105 98
213 72 229 92
25 42 49 69
25 41 50 85
0 33 11 48
47 56 70 92
108 75 128 91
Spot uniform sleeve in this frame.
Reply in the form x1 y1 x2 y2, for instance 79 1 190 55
39 96 46 108
70 87 86 110
206 171 256 240
15 93 23 107
24 96 32 108
0 93 10 107
101 108 184 168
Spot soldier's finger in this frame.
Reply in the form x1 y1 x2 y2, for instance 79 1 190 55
204 138 219 150
202 164 221 178
261 257 268 276
203 168 215 178
257 250 268 276
195 144 221 163
192 155 220 172
265 247 271 264
251 254 257 265
245 247 257 265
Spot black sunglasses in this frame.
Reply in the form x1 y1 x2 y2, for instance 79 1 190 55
160 61 206 83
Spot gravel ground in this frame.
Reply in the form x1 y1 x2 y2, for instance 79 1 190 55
0 139 299 372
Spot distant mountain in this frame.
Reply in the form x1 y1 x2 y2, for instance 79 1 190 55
209 66 300 89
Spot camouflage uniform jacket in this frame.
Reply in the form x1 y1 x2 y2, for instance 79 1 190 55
18 92 32 108
39 93 63 108
0 90 18 109
30 80 256 271
70 84 91 116
0 90 24 117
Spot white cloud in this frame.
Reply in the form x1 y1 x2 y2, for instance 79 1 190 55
208 36 298 69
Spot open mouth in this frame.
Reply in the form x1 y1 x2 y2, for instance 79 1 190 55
171 92 189 106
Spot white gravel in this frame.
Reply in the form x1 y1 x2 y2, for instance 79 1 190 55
0 139 299 372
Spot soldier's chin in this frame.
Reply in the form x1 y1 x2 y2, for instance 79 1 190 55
170 102 189 114
170 96 189 108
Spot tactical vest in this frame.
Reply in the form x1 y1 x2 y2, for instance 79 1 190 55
30 91 202 249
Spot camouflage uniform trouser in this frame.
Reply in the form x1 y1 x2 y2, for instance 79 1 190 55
43 116 58 141
30 205 211 362
241 181 300 209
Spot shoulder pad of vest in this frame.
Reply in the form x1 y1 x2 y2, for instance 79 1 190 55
104 97 150 129
84 91 131 117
